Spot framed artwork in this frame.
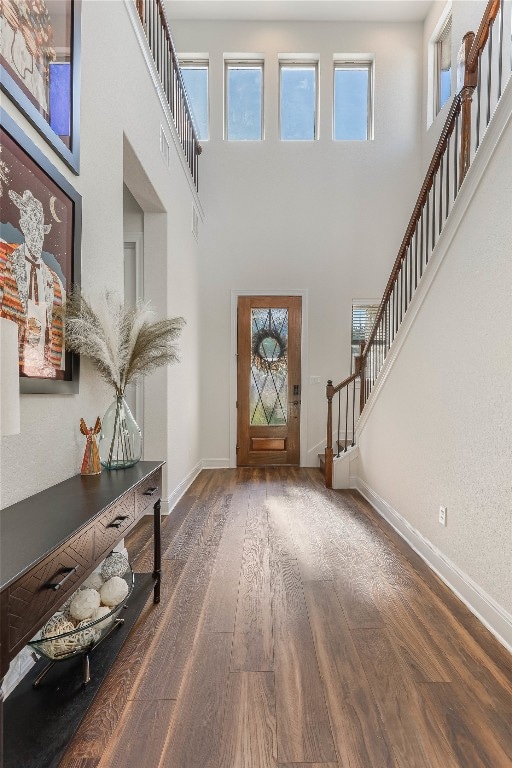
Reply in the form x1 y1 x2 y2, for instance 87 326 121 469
0 108 81 394
0 0 81 174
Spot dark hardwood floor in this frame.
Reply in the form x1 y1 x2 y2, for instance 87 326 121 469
59 468 512 768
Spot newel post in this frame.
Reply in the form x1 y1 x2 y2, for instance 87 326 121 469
325 380 334 488
458 31 477 186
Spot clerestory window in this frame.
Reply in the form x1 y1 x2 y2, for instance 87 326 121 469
180 60 209 141
334 61 373 141
225 60 264 140
435 15 452 114
279 61 318 140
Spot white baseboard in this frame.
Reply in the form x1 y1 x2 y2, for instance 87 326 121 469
160 461 203 515
356 477 512 653
158 459 229 515
202 458 230 469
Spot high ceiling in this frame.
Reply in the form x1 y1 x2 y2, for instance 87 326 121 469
166 0 434 23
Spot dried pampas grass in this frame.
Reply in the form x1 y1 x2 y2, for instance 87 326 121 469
65 288 184 393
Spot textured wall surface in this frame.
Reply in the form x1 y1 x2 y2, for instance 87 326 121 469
357 106 512 613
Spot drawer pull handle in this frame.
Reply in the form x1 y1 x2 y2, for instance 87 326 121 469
108 514 129 529
143 486 158 497
47 566 78 591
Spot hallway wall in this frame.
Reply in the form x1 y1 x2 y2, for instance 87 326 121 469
0 0 201 508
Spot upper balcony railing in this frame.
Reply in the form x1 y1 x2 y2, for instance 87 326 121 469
325 0 511 488
135 0 202 189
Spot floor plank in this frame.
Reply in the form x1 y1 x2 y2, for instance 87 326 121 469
304 581 395 768
278 765 339 768
419 682 511 768
97 699 175 768
351 627 458 768
159 632 232 768
283 467 335 582
218 672 277 768
267 472 337 764
132 484 231 700
231 497 274 672
203 479 248 633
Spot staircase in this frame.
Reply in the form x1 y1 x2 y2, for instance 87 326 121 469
323 0 511 488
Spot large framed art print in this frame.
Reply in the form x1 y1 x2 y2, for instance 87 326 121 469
0 0 81 173
0 109 81 394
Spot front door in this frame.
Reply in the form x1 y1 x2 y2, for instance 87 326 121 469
237 295 302 466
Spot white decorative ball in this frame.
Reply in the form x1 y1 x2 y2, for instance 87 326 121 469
100 576 129 607
101 553 129 580
82 572 104 590
91 605 113 632
69 588 101 621
60 588 83 615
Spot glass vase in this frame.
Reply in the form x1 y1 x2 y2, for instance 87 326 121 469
99 395 142 470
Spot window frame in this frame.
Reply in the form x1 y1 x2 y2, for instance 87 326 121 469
179 58 210 141
224 59 265 141
333 59 374 142
279 59 319 141
434 14 452 116
351 300 380 372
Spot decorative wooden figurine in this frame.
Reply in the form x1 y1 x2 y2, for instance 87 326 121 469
80 417 102 475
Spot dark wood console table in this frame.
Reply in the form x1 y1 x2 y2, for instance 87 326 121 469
0 460 164 765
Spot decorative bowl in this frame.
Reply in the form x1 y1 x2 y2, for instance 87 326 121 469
29 564 134 662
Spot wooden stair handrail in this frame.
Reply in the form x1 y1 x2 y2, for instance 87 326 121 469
361 91 462 358
328 371 360 396
467 0 502 73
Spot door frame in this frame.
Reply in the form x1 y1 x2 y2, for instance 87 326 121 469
124 233 145 450
229 289 309 468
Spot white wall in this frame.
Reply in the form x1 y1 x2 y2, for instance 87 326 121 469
0 0 201 509
356 90 512 618
172 18 425 464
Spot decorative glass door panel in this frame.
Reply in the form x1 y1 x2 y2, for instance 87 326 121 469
250 308 288 426
238 296 301 466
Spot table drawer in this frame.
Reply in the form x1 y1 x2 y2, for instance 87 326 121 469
135 469 161 516
5 525 94 656
93 492 135 559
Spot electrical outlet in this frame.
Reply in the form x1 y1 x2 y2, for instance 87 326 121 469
310 376 321 385
439 505 447 526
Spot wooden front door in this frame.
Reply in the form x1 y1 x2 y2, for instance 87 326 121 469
237 296 302 466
